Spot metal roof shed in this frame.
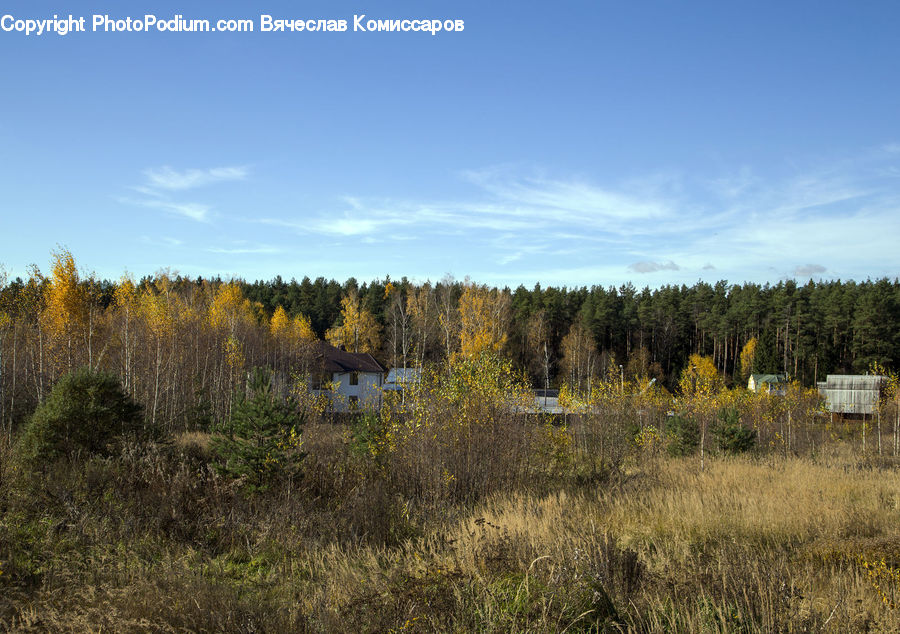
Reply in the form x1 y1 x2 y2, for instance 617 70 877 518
819 374 886 415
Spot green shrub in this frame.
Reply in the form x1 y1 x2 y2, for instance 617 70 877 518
348 412 386 460
711 407 757 455
212 367 306 492
664 413 699 456
16 368 142 468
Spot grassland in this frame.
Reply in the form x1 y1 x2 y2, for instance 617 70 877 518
3 419 900 633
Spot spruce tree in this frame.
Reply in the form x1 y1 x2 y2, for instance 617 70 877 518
212 367 306 492
755 323 778 374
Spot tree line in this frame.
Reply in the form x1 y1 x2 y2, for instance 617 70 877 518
0 250 898 434
244 271 900 389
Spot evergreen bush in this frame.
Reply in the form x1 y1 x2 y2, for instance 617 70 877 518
711 407 757 455
212 367 306 492
664 412 700 456
16 368 142 468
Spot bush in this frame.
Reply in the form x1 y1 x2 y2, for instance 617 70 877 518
664 413 699 456
16 368 142 468
711 407 757 455
212 367 306 492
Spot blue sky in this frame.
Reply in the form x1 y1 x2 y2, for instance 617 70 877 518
2 1 899 288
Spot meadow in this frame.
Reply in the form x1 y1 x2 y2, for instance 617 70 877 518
2 366 900 633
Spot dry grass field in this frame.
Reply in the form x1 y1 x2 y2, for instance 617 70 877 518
3 421 900 633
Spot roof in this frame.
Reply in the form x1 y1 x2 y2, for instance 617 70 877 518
315 341 385 374
819 374 886 414
749 374 787 385
822 374 885 390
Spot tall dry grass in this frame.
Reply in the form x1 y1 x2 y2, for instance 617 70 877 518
4 399 900 631
295 451 900 631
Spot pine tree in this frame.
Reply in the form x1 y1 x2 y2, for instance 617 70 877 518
212 367 305 492
755 324 778 374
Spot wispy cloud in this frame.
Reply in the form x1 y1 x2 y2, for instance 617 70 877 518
140 236 184 248
246 145 900 286
121 197 212 222
707 167 757 199
143 166 248 191
463 169 671 223
628 261 681 274
121 164 248 225
260 171 678 241
793 264 827 277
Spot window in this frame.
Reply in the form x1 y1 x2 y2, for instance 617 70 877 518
349 395 359 410
350 372 359 386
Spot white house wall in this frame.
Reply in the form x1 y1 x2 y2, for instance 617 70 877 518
318 371 383 412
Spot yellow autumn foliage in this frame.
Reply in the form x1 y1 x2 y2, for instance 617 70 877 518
739 337 757 381
272 304 317 349
457 283 509 358
270 305 291 340
678 354 723 397
208 282 256 333
326 291 380 354
42 248 87 362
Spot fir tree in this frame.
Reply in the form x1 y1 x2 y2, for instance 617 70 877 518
212 367 306 492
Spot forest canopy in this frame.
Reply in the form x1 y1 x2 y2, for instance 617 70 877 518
0 250 897 432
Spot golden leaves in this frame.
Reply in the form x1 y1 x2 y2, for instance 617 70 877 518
43 247 86 341
270 305 291 339
271 304 317 357
113 275 138 311
458 283 509 359
139 290 175 338
678 354 723 399
224 335 245 371
739 337 757 380
326 290 380 354
293 313 316 341
208 282 256 334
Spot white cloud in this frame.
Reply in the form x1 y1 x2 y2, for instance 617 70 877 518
140 236 184 248
245 145 900 286
119 197 211 222
259 171 678 244
499 252 523 265
143 166 248 191
707 167 757 199
793 264 827 277
628 261 681 274
120 164 248 225
160 202 211 222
